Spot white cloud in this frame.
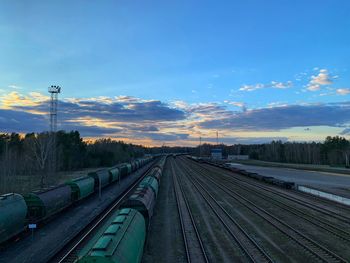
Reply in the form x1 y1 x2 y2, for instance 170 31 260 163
307 84 321 91
267 102 288 107
336 88 350 96
239 81 293 92
8 85 23 90
224 100 247 111
271 81 293 89
306 69 336 91
311 69 332 85
239 83 265 91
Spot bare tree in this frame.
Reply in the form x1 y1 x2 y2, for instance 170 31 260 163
24 132 52 187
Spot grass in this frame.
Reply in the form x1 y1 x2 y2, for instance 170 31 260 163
0 167 105 195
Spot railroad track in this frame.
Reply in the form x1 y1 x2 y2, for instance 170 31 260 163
170 158 209 263
203 161 350 224
188 159 350 243
178 158 274 263
182 157 348 263
51 161 158 263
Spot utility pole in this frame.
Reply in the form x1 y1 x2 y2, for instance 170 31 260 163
48 85 61 176
216 131 219 145
199 136 202 157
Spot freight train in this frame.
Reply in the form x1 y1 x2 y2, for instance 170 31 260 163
188 156 295 189
0 157 153 245
76 156 168 263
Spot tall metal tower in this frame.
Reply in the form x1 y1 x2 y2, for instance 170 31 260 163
48 85 61 132
48 85 61 174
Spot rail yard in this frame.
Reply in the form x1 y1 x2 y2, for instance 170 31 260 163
144 156 350 263
1 155 350 263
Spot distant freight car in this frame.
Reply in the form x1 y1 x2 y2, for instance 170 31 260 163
108 167 120 183
149 167 162 184
77 208 146 263
139 176 159 197
88 169 111 190
24 185 72 220
66 176 95 201
131 161 138 172
0 193 27 244
117 164 130 178
120 186 156 227
126 163 132 174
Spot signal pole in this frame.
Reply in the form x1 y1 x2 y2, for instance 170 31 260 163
48 85 61 175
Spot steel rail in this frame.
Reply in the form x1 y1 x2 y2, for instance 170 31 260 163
179 158 273 263
183 157 347 263
189 159 350 242
203 160 350 224
171 158 210 263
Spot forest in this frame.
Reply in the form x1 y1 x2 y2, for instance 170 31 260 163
0 131 145 193
0 131 349 194
194 136 350 167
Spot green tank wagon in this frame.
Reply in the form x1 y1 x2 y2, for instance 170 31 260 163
138 176 159 197
77 208 146 263
108 167 120 182
24 185 72 220
88 169 111 189
66 176 95 201
0 193 27 244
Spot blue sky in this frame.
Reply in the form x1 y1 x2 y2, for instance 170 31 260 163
0 1 350 145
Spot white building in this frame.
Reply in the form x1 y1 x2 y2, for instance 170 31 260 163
211 149 222 160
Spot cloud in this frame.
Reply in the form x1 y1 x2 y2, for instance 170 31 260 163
201 136 289 144
267 102 288 107
336 88 350 96
133 125 159 132
311 69 333 85
239 81 292 92
6 95 186 123
8 85 23 90
200 103 350 131
224 100 247 112
239 83 264 91
140 132 189 141
1 90 350 145
340 128 350 135
0 91 49 109
187 103 232 121
270 81 293 89
0 109 47 132
307 84 321 91
0 92 186 140
306 69 335 91
62 125 122 137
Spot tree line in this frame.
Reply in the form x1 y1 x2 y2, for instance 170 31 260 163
1 132 349 194
194 136 350 167
0 131 145 193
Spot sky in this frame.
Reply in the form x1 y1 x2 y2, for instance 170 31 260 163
0 1 350 146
